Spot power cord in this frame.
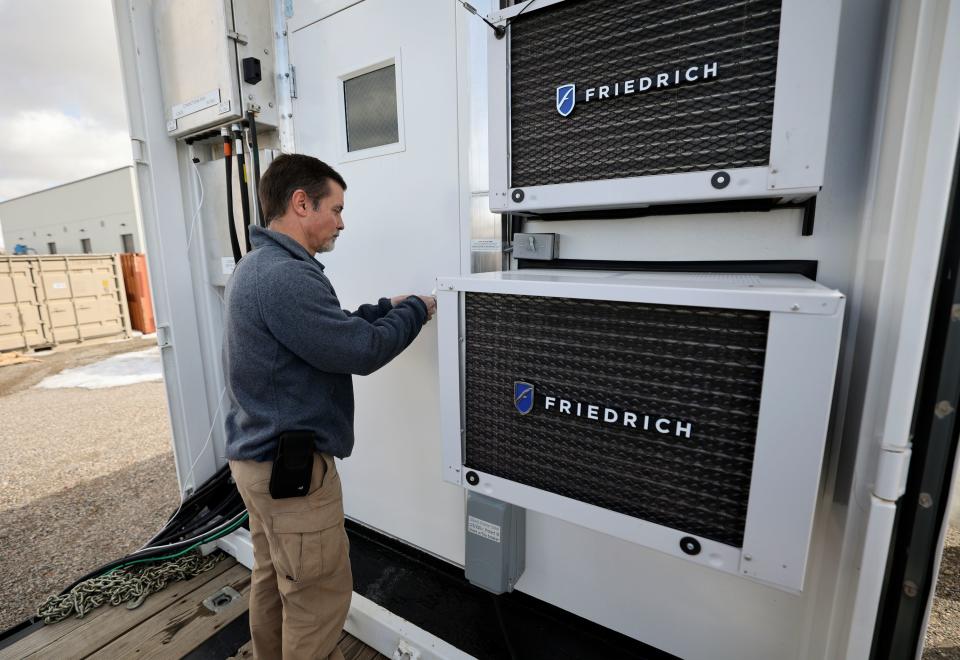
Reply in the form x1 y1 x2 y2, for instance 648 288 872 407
457 0 536 39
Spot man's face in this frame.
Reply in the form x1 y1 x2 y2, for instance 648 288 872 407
303 182 345 254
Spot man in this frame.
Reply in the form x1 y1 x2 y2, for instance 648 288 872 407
223 154 435 659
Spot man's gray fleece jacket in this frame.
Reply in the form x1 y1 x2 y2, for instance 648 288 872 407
223 225 428 462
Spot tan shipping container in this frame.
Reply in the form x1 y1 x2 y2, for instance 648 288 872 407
0 255 132 353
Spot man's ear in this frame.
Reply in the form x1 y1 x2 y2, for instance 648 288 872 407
290 189 310 217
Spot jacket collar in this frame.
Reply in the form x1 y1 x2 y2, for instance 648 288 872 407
250 225 325 271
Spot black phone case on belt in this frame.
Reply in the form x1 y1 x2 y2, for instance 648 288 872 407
269 431 315 499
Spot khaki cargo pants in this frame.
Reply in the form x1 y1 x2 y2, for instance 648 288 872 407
229 453 352 660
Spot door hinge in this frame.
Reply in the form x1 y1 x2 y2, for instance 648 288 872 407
289 65 298 99
874 446 912 502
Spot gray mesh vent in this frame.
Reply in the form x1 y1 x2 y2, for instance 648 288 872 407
509 0 782 187
463 292 769 547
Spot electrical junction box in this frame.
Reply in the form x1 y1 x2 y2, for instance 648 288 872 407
465 492 526 594
488 0 842 214
154 0 278 138
436 270 845 592
512 233 558 261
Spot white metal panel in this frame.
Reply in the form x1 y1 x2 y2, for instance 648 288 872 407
289 0 466 565
462 470 743 576
113 0 228 494
766 0 842 191
439 270 844 315
742 309 845 590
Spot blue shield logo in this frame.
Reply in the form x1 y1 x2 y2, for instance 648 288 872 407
514 381 535 415
556 84 576 117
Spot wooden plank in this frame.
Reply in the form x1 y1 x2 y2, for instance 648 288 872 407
0 558 236 660
87 563 252 660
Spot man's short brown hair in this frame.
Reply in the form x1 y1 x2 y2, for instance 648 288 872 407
259 154 347 224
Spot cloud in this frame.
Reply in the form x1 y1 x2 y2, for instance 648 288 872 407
0 0 131 203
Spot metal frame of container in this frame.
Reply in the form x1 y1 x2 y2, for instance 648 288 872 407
110 0 960 657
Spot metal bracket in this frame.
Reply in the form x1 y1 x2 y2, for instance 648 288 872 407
227 30 248 45
289 66 298 99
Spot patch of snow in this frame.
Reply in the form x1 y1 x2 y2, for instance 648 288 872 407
35 347 163 390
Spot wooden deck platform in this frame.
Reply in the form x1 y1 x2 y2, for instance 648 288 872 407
0 558 386 659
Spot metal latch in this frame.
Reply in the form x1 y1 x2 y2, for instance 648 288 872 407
203 586 242 613
227 30 248 45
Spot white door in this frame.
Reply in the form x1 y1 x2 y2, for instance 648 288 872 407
290 0 465 564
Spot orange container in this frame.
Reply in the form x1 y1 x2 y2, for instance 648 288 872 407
120 253 156 334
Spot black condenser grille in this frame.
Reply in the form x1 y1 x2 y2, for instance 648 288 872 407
509 0 781 187
463 293 770 547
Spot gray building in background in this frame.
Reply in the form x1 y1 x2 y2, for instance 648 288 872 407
0 166 144 255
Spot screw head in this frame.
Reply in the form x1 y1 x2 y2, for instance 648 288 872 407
903 581 919 598
791 304 800 311
919 492 933 508
935 400 955 418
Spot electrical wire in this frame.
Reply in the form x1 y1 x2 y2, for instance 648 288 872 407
185 158 205 252
232 125 253 253
224 132 243 263
245 110 262 227
58 507 248 595
457 0 535 38
139 386 229 550
103 513 249 576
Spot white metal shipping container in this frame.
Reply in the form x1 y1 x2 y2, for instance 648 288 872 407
111 0 960 658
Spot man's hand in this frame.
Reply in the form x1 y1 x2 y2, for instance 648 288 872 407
391 294 437 322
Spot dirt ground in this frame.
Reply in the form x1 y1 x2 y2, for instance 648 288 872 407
0 338 179 632
925 525 960 658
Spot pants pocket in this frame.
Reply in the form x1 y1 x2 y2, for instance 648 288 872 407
270 499 343 582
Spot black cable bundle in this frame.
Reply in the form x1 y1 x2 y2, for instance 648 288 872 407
57 465 246 595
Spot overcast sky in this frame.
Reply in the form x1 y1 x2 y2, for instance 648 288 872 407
0 0 131 204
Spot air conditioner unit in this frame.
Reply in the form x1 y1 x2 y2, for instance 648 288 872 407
436 271 845 592
488 0 842 214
